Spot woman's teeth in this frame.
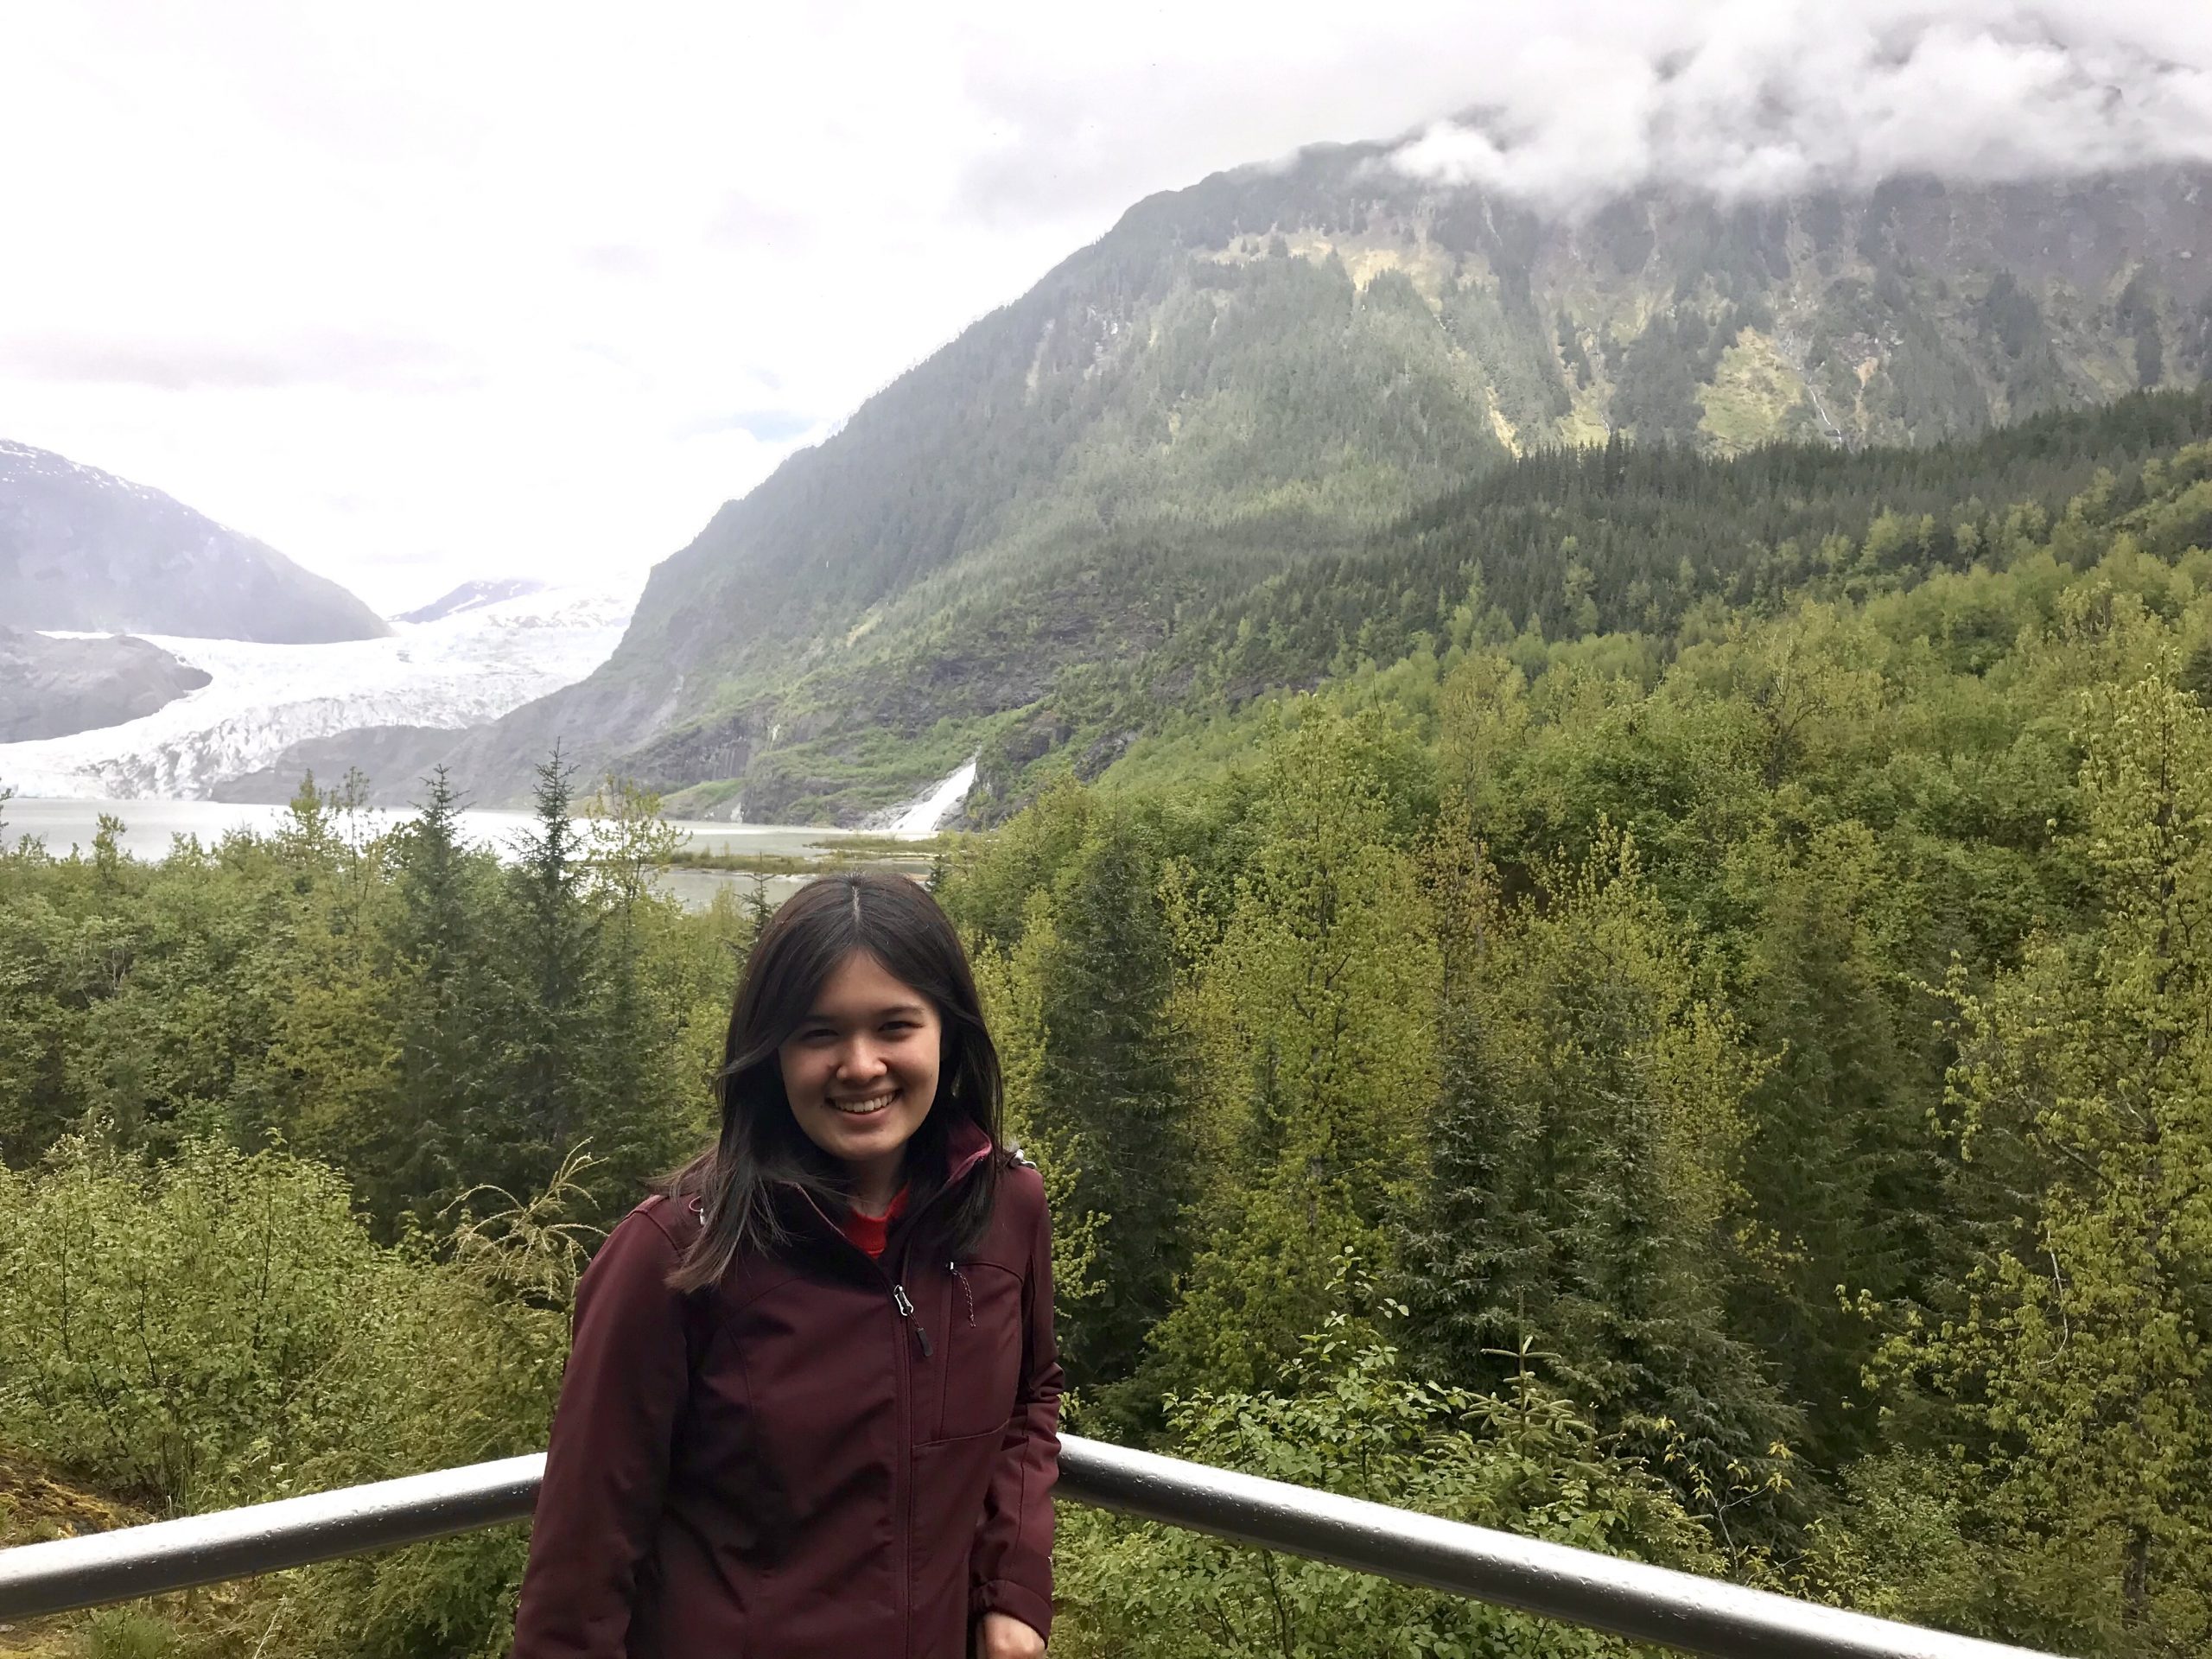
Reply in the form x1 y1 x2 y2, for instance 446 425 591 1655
832 1090 897 1116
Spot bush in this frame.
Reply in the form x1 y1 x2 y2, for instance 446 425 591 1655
0 1139 578 1657
1055 1278 1719 1659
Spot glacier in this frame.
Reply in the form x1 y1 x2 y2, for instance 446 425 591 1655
0 583 634 799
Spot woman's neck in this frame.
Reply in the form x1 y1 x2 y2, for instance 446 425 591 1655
846 1153 906 1216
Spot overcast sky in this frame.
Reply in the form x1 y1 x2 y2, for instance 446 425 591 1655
3 3 2209 614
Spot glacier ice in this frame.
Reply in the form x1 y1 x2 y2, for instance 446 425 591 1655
0 583 634 799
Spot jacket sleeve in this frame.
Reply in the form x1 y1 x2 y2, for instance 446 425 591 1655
969 1169 1064 1642
512 1202 691 1658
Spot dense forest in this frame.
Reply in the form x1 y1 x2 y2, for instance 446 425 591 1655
4 392 2212 1656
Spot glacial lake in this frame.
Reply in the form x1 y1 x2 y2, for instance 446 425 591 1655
0 798 912 912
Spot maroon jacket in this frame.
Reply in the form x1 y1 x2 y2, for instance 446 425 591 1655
512 1122 1060 1657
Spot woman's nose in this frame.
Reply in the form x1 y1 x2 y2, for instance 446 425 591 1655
836 1039 887 1078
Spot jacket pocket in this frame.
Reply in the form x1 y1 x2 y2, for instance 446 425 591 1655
930 1260 1024 1442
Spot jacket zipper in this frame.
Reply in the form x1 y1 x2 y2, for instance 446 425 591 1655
890 1248 917 1659
891 1281 931 1356
795 1155 989 1659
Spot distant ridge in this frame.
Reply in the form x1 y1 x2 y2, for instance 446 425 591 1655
0 438 387 644
396 578 549 625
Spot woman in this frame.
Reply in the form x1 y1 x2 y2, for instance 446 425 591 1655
512 874 1059 1657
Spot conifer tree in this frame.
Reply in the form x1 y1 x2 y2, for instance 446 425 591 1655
363 766 500 1228
1406 825 1797 1533
1730 822 1942 1465
579 775 691 1199
495 747 604 1198
1022 798 1192 1394
1143 709 1442 1399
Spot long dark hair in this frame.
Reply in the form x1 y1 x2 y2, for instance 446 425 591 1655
665 873 1003 1293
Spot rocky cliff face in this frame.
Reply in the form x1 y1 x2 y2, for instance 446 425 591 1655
304 158 2212 817
0 440 388 644
0 629 211 741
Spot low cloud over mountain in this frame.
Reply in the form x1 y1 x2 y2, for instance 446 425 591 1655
1389 3 2212 213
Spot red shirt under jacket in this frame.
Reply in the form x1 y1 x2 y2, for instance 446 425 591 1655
841 1185 910 1259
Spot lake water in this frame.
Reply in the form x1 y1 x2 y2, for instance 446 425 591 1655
0 798 911 912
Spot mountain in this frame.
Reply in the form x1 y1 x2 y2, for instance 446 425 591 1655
304 154 2212 820
0 439 387 644
0 628 212 742
396 578 549 625
0 584 632 800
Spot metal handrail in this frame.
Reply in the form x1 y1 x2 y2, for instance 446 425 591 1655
0 1435 2059 1659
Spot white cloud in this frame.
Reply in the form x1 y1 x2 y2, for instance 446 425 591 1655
0 2 2205 614
1391 2 2212 212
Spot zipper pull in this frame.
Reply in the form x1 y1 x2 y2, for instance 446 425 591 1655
892 1284 932 1357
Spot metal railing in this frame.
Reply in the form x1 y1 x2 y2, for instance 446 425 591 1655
0 1435 2059 1659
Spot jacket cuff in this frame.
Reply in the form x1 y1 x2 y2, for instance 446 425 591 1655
971 1578 1053 1643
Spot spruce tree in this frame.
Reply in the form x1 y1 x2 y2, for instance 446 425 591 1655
365 766 499 1228
1141 709 1443 1401
1029 798 1192 1393
496 747 603 1199
1405 826 1799 1536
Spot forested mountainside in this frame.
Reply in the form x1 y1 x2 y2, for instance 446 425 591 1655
6 397 2212 1656
0 439 388 644
377 156 2212 818
995 387 2212 807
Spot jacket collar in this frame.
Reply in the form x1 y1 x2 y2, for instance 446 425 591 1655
944 1113 995 1187
773 1112 995 1246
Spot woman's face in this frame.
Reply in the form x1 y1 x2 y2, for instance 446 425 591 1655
779 949 943 1205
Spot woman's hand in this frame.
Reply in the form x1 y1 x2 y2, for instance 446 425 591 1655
977 1610 1046 1658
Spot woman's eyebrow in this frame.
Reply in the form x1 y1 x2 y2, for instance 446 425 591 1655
803 1001 931 1022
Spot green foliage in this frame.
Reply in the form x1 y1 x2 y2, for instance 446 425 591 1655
1863 646 2212 1655
83 1611 179 1659
963 791 1192 1397
1057 1266 1718 1659
0 1137 580 1656
940 412 2212 1651
1404 824 1797 1538
1139 710 1442 1402
0 765 741 1234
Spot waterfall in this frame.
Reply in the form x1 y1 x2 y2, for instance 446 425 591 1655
889 756 977 837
